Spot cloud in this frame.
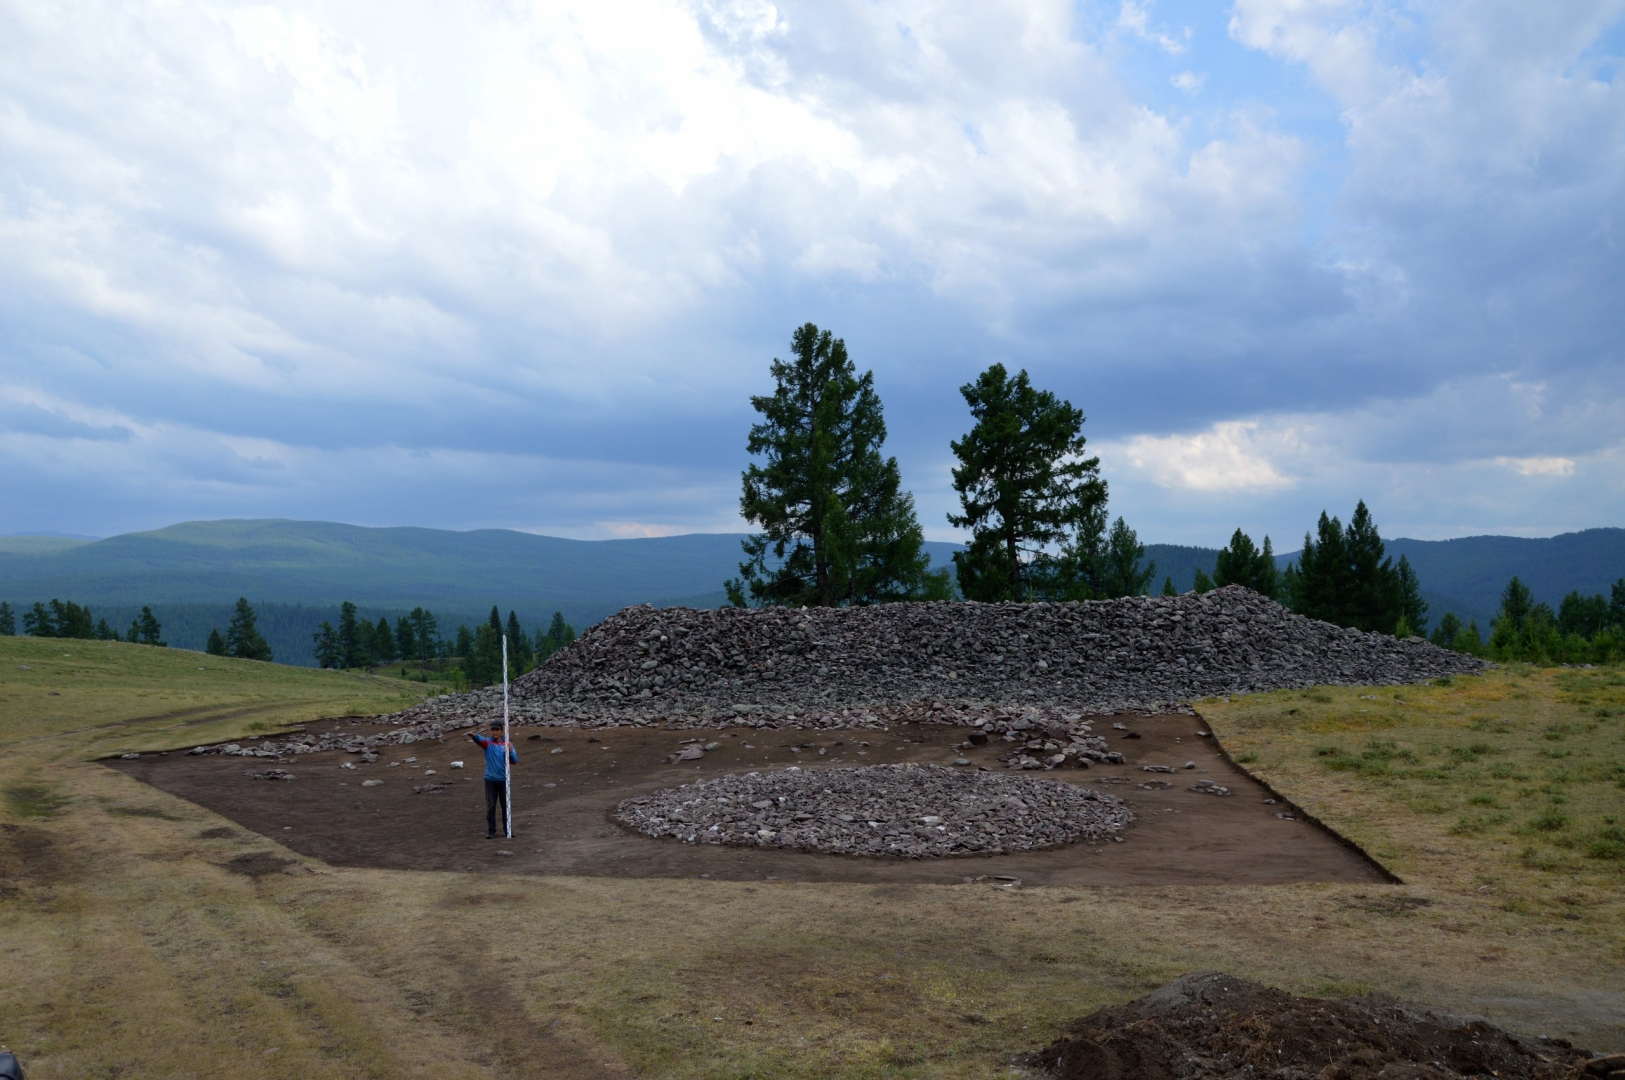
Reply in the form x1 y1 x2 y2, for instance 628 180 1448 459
1109 422 1298 493
1495 456 1577 478
0 0 1619 543
1117 1 1190 55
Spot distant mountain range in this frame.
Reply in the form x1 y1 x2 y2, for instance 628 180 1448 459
1 519 1620 664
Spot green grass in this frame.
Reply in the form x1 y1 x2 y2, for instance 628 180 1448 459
1203 665 1625 908
0 634 433 750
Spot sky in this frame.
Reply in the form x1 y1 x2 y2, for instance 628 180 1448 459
1 0 1622 547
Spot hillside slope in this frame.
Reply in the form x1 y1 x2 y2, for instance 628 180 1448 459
2 520 1618 655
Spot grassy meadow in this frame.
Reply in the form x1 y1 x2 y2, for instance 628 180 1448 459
1 640 1620 1078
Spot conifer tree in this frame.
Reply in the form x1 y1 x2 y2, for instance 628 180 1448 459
506 610 532 673
1610 579 1625 632
407 607 439 665
1430 612 1462 650
1286 502 1420 635
1396 555 1427 635
337 602 362 668
729 323 943 607
453 625 474 658
0 601 13 635
207 627 228 656
395 617 416 664
1192 568 1215 593
226 598 273 661
372 616 396 663
1498 576 1534 631
25 602 57 637
467 622 503 686
536 611 577 663
1161 576 1177 596
311 622 338 668
1096 518 1156 598
947 363 1108 601
1213 529 1280 599
134 606 164 646
94 617 117 641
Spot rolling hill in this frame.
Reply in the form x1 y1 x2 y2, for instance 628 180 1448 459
0 519 1619 663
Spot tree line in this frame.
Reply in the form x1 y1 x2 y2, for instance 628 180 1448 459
310 602 576 686
725 324 1431 630
722 322 1625 667
0 598 168 646
1430 576 1625 664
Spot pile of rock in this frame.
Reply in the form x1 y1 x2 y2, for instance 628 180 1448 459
615 763 1133 857
382 586 1483 730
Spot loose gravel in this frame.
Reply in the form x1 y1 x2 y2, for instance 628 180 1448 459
614 764 1133 857
178 587 1486 760
386 586 1485 731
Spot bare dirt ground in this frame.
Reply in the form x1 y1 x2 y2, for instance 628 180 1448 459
111 713 1388 887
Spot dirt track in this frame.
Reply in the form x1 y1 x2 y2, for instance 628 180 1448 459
112 714 1389 886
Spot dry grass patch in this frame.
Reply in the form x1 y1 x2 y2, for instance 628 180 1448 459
2 641 1622 1077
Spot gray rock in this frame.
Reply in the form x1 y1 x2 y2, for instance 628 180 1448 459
616 764 1132 858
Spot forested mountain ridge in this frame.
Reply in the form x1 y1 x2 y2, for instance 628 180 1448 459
1 520 1619 661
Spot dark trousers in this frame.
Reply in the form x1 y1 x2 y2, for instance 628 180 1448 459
485 779 510 837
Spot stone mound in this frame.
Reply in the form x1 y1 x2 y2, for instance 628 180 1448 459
615 763 1132 857
385 586 1483 729
1025 971 1613 1080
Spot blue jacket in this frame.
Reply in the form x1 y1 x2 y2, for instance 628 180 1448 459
471 734 517 781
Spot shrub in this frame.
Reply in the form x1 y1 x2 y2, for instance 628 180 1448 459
1530 809 1570 832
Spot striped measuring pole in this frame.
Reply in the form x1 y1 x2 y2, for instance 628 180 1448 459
502 633 513 840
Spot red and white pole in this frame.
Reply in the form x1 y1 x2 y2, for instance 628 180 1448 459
502 633 512 839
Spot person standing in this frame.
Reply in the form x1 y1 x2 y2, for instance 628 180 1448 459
468 720 518 839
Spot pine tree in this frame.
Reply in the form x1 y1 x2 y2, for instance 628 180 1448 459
1192 568 1215 593
1610 579 1625 631
467 622 504 686
207 627 228 656
507 611 532 673
24 602 57 637
134 606 165 646
1289 503 1422 635
94 617 117 641
1213 529 1280 599
408 607 439 665
395 617 416 664
453 625 474 658
373 616 396 663
1290 512 1352 624
1430 612 1462 649
1097 518 1156 598
1497 576 1534 632
47 600 94 639
536 612 577 662
311 622 338 668
0 601 14 635
226 598 273 661
1161 576 1177 596
947 363 1108 601
1395 555 1427 636
729 323 943 607
337 602 362 669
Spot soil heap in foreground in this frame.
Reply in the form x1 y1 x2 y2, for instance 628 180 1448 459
1025 971 1616 1080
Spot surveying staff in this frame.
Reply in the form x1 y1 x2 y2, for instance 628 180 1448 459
468 720 518 839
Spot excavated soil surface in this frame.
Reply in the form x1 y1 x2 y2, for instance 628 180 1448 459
1024 971 1614 1080
111 714 1388 886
